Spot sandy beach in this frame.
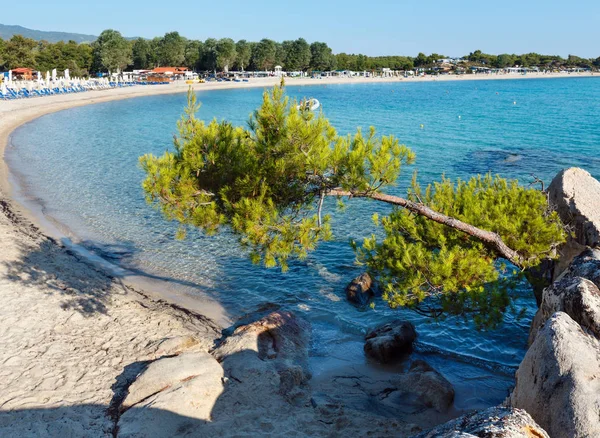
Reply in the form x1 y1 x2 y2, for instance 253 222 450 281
0 71 597 436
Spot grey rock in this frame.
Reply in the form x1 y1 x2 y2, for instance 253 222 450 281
548 167 600 248
511 312 600 438
213 311 311 397
346 272 374 306
403 360 455 412
529 249 600 344
364 320 416 363
412 406 549 438
118 352 224 437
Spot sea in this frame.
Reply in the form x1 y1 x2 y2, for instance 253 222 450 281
7 77 600 413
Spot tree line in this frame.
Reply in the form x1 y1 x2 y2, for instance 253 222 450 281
1 29 599 77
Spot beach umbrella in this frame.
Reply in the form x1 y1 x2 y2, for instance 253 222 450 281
52 69 57 81
64 69 70 80
8 70 12 84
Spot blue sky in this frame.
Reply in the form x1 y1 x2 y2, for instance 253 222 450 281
4 0 600 57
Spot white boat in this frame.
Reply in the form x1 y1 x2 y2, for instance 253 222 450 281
297 98 320 111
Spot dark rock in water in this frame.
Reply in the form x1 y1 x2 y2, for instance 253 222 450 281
401 360 455 412
346 272 374 306
511 312 600 438
548 167 600 248
412 406 549 438
364 320 416 363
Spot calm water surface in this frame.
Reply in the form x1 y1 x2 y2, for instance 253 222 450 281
8 77 600 410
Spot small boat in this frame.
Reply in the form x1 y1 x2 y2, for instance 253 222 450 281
297 98 320 111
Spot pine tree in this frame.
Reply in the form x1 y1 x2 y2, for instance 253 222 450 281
140 84 566 328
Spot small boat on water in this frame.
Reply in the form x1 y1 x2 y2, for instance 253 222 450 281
297 98 321 111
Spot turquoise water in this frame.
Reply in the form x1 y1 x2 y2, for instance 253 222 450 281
8 78 600 410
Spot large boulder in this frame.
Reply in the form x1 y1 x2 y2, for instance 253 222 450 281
118 352 224 437
346 272 375 306
364 320 416 363
529 249 600 343
548 167 600 248
530 276 600 343
412 406 549 438
212 311 311 398
401 360 455 412
511 312 600 438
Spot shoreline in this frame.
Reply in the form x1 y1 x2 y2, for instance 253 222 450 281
1 72 595 436
1 71 598 331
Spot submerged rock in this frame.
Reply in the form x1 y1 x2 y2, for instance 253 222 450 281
548 167 600 248
511 312 600 438
364 320 417 363
402 360 455 412
412 406 549 438
346 272 375 306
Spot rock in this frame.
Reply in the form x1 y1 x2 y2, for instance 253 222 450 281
548 167 600 248
511 312 600 438
149 335 201 357
412 406 549 438
212 311 311 396
364 320 416 363
346 272 374 306
529 249 600 343
118 352 224 437
402 360 455 412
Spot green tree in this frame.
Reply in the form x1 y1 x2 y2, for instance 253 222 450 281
158 32 186 66
0 37 5 69
215 38 237 72
310 42 336 71
140 85 565 328
5 35 37 69
184 40 203 70
200 38 218 71
251 39 277 70
132 38 151 69
414 52 428 67
283 38 311 71
234 40 252 71
92 29 132 73
496 54 516 68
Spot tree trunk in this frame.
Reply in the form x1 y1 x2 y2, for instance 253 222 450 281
327 189 524 267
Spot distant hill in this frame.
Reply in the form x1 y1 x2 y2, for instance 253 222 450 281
0 24 98 43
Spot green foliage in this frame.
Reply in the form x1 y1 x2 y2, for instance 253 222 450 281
141 85 412 271
356 174 565 328
215 38 237 72
132 38 151 69
140 84 566 327
234 40 252 71
251 39 277 70
92 29 131 73
310 42 336 71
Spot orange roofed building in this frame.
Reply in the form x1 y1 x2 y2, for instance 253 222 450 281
151 67 190 76
11 68 35 80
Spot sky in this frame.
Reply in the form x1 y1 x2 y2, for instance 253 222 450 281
4 0 600 58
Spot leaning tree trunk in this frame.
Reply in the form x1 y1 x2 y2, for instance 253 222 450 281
327 189 524 268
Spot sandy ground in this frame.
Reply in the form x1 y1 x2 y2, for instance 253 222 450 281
0 71 597 436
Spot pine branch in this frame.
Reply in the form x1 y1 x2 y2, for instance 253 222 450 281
327 189 524 267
